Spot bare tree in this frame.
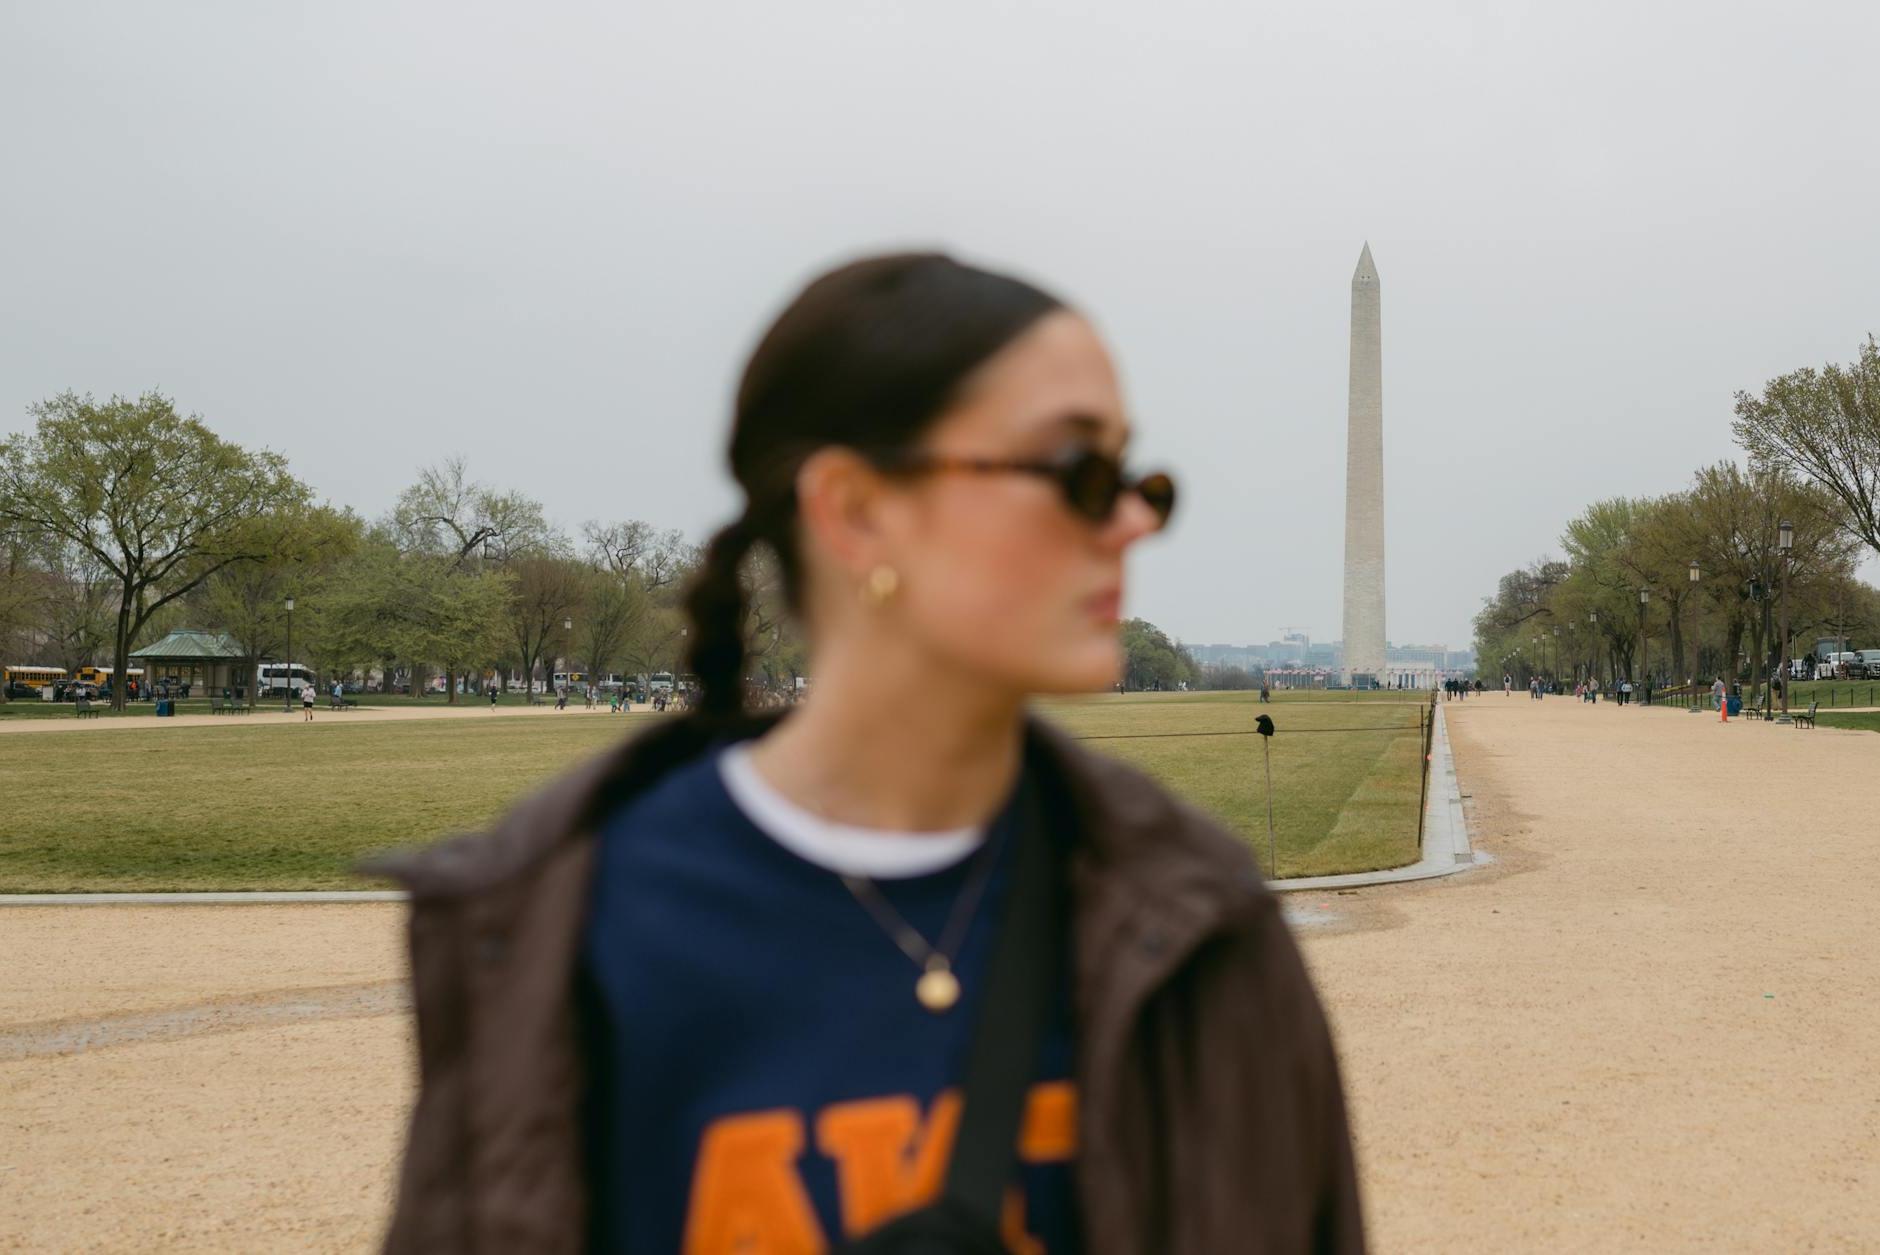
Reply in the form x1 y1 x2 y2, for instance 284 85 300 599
507 551 586 697
389 458 548 700
581 520 696 679
392 457 550 568
1734 336 1880 559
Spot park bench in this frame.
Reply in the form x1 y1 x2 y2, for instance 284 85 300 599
74 698 99 718
1794 700 1818 730
209 696 226 715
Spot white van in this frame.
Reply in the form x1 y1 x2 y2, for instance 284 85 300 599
257 662 317 694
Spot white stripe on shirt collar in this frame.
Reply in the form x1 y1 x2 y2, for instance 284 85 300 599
718 744 986 880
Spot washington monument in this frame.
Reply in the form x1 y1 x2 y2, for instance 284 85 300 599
1342 243 1386 686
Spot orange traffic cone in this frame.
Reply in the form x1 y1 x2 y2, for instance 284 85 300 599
1719 693 1728 723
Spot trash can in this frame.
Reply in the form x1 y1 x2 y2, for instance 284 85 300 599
1726 694 1742 716
155 698 174 717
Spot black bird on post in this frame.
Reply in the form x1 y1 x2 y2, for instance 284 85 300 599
1255 715 1277 878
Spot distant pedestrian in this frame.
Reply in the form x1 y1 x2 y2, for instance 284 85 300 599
489 684 499 711
1503 673 1512 696
1711 676 1726 712
1259 681 1270 704
301 683 315 722
555 685 568 711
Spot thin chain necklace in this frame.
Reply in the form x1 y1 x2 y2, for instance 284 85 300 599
839 827 1004 1014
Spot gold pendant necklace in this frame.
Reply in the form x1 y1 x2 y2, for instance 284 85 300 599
915 957 962 1011
839 831 1002 1014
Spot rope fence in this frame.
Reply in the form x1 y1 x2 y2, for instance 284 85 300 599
1066 691 1442 878
1070 724 1421 741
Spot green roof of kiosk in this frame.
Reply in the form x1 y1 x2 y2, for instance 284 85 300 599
130 629 250 661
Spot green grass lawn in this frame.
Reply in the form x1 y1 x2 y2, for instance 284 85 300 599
0 690 1431 892
1784 679 1880 708
1042 691 1427 879
1812 711 1880 733
0 690 546 721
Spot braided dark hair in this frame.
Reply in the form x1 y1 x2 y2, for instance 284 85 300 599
683 252 1063 725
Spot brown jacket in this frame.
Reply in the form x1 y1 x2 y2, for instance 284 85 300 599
372 716 1365 1254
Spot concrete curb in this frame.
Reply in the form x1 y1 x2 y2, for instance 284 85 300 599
0 891 406 906
1267 700 1486 894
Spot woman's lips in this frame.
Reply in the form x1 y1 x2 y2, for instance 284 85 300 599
1086 590 1122 622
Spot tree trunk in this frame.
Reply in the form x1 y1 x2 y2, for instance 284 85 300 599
112 588 134 712
446 667 458 704
1668 598 1686 683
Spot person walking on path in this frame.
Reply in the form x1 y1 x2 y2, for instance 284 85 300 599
371 253 1364 1254
1713 675 1728 720
300 682 315 722
489 684 499 712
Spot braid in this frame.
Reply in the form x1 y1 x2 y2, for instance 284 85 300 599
684 517 756 726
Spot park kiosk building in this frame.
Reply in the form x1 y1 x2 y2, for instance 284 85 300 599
130 629 252 698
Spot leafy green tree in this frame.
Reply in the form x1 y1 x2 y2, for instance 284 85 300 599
0 392 309 708
316 536 512 696
199 507 363 705
1119 618 1198 691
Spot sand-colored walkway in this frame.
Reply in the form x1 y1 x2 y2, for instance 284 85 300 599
2 697 1876 1250
1300 697 1879 1251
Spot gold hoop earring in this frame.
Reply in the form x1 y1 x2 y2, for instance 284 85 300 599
861 564 900 607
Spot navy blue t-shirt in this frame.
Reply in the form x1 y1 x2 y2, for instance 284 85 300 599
583 747 1080 1253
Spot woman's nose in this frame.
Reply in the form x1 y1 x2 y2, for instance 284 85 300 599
1100 491 1163 550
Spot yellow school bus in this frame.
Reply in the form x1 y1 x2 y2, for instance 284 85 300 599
74 665 145 689
4 665 69 694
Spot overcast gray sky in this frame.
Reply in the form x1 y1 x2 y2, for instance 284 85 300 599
4 1 1876 649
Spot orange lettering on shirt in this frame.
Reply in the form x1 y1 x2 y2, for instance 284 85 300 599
683 1109 826 1255
815 1083 1078 1243
1018 1081 1078 1161
815 1091 962 1236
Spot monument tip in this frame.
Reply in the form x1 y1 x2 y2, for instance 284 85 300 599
1354 242 1377 283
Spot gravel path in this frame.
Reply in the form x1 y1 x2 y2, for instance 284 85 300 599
2 698 1875 1250
1298 696 1879 1251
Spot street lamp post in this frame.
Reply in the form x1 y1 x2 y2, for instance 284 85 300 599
1637 588 1650 702
1686 561 1702 712
1588 610 1599 690
283 595 296 713
1778 519 1794 719
1552 624 1561 687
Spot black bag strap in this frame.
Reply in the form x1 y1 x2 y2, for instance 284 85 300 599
837 773 1064 1253
940 776 1061 1229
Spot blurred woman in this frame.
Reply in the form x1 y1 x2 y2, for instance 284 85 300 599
376 253 1363 1253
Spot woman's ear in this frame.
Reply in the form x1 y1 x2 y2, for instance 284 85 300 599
794 448 893 576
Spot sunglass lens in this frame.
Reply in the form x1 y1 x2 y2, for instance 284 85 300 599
1062 452 1123 521
1136 472 1176 527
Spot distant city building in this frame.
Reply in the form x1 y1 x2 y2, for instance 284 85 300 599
1183 637 1474 687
